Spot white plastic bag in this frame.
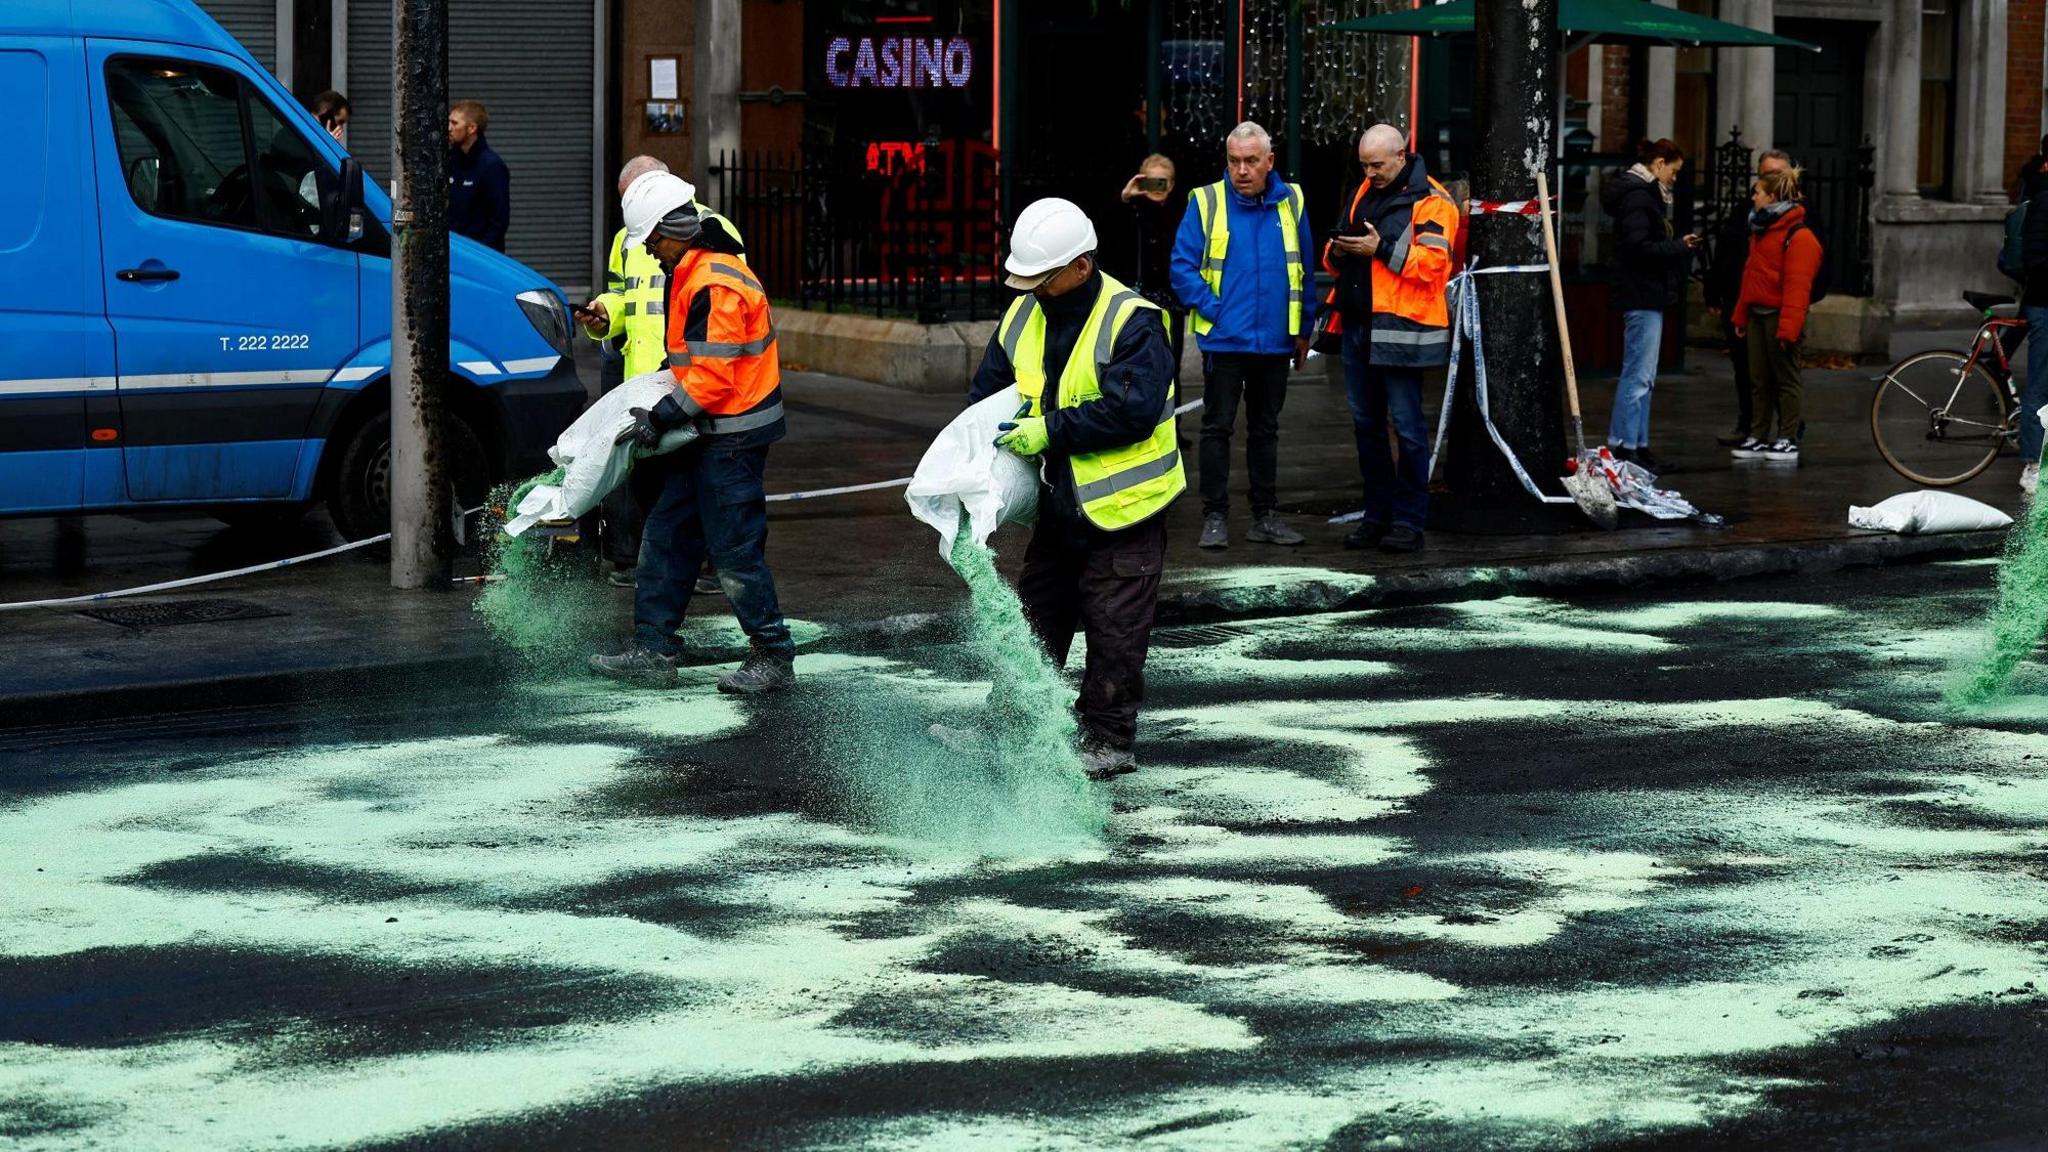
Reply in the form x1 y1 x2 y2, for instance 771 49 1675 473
905 386 1040 557
1849 491 2014 534
504 370 698 537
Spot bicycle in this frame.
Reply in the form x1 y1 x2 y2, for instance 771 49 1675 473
1870 290 2029 486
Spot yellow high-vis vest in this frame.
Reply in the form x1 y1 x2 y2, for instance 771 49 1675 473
997 272 1185 530
1187 179 1307 338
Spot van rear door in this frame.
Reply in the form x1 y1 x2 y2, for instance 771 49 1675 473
86 42 357 503
0 35 109 513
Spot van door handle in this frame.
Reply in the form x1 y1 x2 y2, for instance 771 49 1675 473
116 267 180 282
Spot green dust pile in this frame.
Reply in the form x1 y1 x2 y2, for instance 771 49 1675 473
474 470 619 666
1950 494 2048 708
817 516 1108 854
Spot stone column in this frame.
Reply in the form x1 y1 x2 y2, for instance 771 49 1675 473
692 0 742 185
1645 0 1677 142
1881 0 1922 197
1954 0 2009 202
1738 0 1776 153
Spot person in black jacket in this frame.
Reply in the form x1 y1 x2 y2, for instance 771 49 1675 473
1603 139 1697 473
1706 149 1793 445
1120 154 1188 382
447 100 510 251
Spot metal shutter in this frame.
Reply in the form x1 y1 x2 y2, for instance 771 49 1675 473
195 0 278 74
348 1 596 292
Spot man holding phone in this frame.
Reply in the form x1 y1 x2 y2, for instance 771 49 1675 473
1323 124 1459 554
1120 155 1186 388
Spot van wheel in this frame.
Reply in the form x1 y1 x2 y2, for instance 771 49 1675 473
328 411 492 542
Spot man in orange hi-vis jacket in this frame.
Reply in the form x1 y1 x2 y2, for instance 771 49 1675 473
588 171 795 695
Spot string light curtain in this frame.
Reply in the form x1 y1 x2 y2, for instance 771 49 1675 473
1165 0 1414 151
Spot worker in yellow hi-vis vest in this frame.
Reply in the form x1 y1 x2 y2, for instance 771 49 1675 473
573 156 744 586
1168 121 1317 552
965 198 1183 782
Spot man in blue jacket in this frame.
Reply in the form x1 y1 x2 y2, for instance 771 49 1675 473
447 100 509 252
1170 122 1316 549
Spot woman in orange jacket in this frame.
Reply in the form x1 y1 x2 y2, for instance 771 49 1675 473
1731 166 1823 463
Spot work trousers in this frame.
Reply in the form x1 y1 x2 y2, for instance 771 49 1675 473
2024 304 2048 463
630 440 792 658
1198 352 1290 516
1745 309 1804 443
1017 511 1167 751
1721 316 1754 437
1341 325 1431 531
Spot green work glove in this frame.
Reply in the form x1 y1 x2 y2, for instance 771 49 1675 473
994 416 1049 457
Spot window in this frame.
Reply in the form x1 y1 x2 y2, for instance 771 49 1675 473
1919 5 1956 196
247 93 326 238
106 56 331 239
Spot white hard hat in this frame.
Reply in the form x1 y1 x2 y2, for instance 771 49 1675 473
621 171 699 247
1004 197 1098 290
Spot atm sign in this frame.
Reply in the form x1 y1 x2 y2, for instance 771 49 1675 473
825 35 974 89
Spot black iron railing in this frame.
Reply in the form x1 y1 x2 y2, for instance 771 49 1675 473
705 143 1009 324
1694 127 1875 298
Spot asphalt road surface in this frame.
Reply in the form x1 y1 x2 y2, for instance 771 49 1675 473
5 560 2048 1150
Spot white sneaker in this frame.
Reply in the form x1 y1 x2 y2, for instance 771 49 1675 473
2023 463 2039 496
1760 439 1801 462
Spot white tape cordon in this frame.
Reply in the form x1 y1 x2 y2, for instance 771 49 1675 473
0 395 1215 612
1425 266 1576 506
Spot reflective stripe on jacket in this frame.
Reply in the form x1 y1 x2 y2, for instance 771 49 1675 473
1184 179 1310 340
589 203 747 379
999 272 1185 530
589 229 669 378
1320 166 1459 368
664 250 784 436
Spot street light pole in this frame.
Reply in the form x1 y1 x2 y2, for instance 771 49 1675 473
1448 0 1567 515
389 0 451 589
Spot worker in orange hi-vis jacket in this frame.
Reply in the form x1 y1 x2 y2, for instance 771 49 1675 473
588 171 794 695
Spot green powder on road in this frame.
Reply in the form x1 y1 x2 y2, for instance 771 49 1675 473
1948 496 2048 708
818 516 1106 853
475 470 618 666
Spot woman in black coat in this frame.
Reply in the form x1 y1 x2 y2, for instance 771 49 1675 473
1603 138 1698 473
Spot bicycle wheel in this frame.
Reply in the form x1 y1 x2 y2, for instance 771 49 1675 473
1871 351 2012 486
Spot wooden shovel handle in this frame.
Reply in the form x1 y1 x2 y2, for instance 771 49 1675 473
1534 171 1583 424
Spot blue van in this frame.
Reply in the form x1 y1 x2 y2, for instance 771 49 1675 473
0 0 585 539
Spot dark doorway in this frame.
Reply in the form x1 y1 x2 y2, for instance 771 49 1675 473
1011 0 1152 274
1774 18 1870 294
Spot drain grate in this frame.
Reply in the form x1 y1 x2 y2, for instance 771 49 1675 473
78 598 286 629
1151 623 1263 649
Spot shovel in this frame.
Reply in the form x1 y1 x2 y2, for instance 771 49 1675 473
1534 171 1618 531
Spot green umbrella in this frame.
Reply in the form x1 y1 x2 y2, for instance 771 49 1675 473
1328 0 1819 50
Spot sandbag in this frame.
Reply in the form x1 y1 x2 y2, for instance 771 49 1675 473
1849 491 2014 534
905 386 1040 558
504 371 699 537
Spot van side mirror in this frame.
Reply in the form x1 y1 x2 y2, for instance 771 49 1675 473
322 158 365 245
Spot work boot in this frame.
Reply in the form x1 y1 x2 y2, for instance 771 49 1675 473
1633 447 1674 476
1198 513 1229 549
588 646 679 686
605 563 637 588
1079 740 1138 781
717 643 795 695
1245 510 1305 545
1342 521 1389 550
1380 525 1425 554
